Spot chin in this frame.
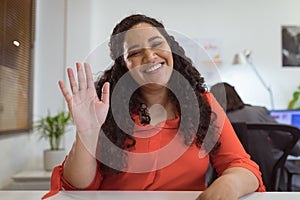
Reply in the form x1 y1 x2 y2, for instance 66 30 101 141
141 82 168 90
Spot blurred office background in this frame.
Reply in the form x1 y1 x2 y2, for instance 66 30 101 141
0 0 299 190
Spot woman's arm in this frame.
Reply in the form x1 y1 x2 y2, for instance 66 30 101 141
58 63 110 188
197 167 259 200
62 133 98 188
198 93 265 200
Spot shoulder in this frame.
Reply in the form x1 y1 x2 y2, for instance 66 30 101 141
200 91 215 105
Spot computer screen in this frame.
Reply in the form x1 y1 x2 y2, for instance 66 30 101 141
270 110 300 129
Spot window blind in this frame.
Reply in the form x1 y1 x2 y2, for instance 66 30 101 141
0 0 34 134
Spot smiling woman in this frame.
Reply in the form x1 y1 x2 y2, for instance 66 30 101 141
43 14 265 200
123 23 174 91
0 0 35 134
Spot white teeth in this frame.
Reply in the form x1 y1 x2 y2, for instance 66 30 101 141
145 64 162 73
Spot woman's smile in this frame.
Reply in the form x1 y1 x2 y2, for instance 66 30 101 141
144 62 164 73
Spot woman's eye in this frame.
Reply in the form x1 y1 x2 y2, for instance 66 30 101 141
152 42 162 48
128 51 141 57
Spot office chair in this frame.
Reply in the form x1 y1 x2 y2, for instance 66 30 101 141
231 123 300 191
285 156 300 191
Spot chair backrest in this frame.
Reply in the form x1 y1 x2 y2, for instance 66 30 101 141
231 122 300 191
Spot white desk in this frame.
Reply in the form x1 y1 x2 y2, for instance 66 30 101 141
1 191 300 200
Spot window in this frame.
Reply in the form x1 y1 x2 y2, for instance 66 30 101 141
0 0 35 134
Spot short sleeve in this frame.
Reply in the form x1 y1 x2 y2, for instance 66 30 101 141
206 92 266 192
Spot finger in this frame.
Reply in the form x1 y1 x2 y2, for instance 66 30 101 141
84 63 95 89
58 80 73 107
101 82 110 104
76 62 87 91
67 68 78 93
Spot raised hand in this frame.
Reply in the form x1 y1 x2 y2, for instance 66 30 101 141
58 62 110 134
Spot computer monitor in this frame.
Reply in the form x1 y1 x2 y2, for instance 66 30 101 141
270 110 300 129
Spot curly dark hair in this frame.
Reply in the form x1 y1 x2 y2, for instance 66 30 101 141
95 14 220 174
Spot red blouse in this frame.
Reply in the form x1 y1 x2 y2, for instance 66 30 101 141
42 93 265 199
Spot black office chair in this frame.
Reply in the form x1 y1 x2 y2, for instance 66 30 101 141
231 122 300 191
285 156 300 191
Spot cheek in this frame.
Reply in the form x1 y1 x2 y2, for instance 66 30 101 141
124 59 134 70
128 68 144 86
123 53 135 70
124 56 143 70
160 45 172 58
162 50 173 66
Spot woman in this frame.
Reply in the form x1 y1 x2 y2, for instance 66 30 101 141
43 14 265 200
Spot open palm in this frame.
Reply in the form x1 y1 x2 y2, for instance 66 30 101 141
58 63 110 134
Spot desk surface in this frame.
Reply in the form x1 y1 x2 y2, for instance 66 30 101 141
1 191 300 200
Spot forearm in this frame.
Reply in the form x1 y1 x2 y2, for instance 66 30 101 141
198 167 259 200
220 167 259 197
63 132 98 189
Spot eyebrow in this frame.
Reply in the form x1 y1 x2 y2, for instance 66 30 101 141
127 36 163 52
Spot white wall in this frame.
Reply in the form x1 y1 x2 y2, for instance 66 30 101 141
68 0 300 110
1 0 300 188
88 0 300 110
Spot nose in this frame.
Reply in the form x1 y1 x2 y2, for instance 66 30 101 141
143 48 157 63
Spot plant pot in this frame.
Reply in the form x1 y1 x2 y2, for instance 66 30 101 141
43 149 66 171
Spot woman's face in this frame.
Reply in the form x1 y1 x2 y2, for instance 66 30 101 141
123 23 173 88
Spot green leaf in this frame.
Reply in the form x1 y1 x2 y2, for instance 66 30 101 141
287 86 300 110
33 110 72 150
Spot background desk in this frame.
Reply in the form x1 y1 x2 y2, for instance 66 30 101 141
4 170 51 190
1 191 300 200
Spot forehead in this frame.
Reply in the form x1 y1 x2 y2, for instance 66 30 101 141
124 23 163 45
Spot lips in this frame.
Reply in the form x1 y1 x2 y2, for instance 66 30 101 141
144 63 164 73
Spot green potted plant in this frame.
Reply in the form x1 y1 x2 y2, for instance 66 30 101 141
35 110 72 171
288 85 300 110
